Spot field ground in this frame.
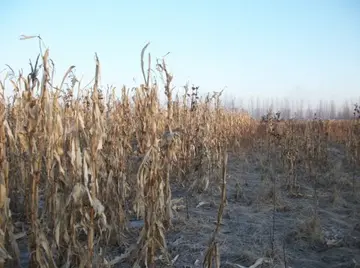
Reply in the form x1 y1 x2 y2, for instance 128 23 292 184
6 131 359 268
67 143 360 268
168 148 360 268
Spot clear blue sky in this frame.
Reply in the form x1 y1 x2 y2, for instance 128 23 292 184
1 0 359 108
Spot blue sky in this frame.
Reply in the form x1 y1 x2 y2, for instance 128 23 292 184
1 0 359 109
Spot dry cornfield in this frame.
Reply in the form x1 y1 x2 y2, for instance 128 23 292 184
0 42 360 268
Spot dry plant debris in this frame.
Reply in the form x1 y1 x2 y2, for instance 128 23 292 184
0 38 359 268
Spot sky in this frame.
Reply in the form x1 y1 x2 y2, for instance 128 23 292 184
0 0 359 110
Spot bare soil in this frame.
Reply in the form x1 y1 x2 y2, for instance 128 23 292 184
163 146 360 268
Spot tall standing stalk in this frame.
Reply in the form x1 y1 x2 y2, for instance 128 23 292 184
25 49 50 267
0 80 12 267
87 53 105 267
160 58 174 229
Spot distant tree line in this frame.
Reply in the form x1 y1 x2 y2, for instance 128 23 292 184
223 97 360 120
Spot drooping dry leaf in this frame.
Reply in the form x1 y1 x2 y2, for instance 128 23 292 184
55 222 60 247
17 132 29 151
92 197 105 217
3 120 15 144
68 183 86 206
0 182 5 209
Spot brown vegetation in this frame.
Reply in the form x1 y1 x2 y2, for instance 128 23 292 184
0 40 359 268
